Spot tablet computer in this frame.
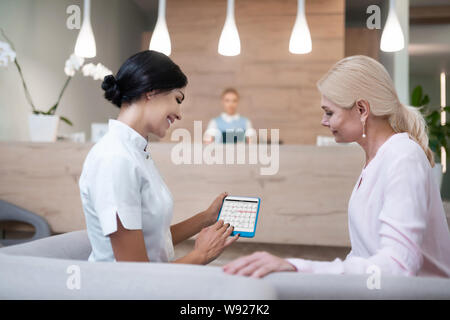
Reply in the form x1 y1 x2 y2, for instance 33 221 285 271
217 195 261 238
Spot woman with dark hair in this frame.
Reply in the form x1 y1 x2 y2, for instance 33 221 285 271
79 50 239 263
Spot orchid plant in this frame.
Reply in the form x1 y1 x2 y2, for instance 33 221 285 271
0 28 112 126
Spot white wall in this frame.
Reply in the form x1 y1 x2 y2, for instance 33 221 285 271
0 0 149 141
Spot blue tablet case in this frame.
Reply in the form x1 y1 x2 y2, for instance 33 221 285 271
217 197 261 238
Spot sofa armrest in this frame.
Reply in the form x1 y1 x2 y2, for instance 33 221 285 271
0 230 90 260
0 253 277 299
0 199 51 246
264 272 450 299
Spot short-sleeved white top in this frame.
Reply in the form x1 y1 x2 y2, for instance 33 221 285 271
79 119 175 262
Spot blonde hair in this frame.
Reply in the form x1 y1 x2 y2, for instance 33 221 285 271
317 55 434 167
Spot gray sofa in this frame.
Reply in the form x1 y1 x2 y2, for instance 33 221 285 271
0 230 449 299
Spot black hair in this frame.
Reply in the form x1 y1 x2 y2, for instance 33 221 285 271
101 50 188 108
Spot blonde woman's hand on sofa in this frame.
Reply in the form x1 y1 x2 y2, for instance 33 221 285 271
223 251 297 278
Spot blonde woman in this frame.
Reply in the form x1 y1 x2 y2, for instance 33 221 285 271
223 55 450 278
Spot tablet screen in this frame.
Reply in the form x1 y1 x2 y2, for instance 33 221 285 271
219 197 259 234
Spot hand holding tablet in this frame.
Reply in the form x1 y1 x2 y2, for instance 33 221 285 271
217 196 261 238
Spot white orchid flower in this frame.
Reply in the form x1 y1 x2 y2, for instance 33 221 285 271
82 62 112 80
64 53 84 77
0 55 9 67
81 63 95 77
0 41 16 67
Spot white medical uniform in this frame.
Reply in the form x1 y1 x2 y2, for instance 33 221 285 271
79 119 175 262
288 132 450 277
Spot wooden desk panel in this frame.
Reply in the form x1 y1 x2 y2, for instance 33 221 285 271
0 142 365 247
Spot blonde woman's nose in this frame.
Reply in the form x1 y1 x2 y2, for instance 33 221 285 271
321 116 329 127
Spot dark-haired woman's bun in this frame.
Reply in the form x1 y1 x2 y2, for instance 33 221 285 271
102 74 122 108
101 50 188 109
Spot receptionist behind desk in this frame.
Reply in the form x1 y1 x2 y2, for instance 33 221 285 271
203 88 256 143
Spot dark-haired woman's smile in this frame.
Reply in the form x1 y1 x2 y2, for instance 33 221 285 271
167 113 181 127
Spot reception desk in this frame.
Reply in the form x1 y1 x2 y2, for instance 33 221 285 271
0 142 367 247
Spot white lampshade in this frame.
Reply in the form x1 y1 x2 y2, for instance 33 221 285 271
74 0 96 58
289 0 312 54
149 0 171 56
218 0 241 56
380 0 405 52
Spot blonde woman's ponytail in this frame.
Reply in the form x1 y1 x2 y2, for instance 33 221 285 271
389 103 435 167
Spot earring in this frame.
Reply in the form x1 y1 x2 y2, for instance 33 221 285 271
362 121 366 138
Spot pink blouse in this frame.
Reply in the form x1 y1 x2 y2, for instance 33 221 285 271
287 133 450 277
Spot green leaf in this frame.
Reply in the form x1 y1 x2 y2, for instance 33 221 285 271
427 111 440 126
59 116 73 126
419 104 429 115
33 110 48 115
45 103 58 115
429 139 438 154
421 94 430 106
411 86 423 107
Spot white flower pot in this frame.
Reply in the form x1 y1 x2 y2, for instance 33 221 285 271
28 114 60 142
432 163 443 190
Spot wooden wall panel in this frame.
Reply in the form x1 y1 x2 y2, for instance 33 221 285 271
345 27 380 60
142 0 345 144
2 142 449 245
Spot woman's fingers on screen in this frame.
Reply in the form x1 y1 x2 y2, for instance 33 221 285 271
222 224 235 240
219 222 230 233
224 225 234 237
224 232 239 247
214 219 224 229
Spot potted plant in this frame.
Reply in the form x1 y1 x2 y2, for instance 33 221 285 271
410 85 450 188
0 28 111 142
